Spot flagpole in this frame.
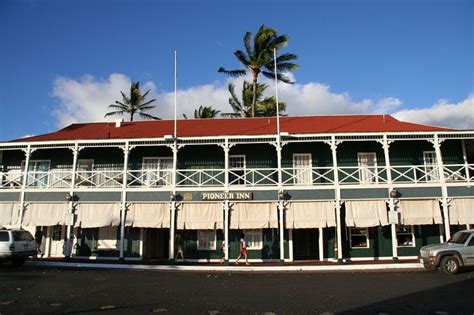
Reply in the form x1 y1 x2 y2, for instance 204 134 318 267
274 48 285 264
174 50 177 139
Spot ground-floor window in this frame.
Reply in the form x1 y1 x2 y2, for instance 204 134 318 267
396 225 415 247
97 227 118 249
349 227 369 249
197 230 216 250
244 229 263 250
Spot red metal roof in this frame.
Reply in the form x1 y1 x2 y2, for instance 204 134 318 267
13 115 452 142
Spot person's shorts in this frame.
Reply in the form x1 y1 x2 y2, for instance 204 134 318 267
240 248 247 255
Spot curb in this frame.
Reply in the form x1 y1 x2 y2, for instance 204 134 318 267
26 261 424 272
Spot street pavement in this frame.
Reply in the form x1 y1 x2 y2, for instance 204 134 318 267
0 264 473 314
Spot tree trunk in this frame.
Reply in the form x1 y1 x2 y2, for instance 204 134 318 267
130 112 134 121
251 70 259 118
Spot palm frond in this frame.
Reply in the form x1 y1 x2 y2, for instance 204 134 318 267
234 50 250 67
261 71 294 84
104 111 124 118
243 32 253 57
218 67 246 77
138 112 160 120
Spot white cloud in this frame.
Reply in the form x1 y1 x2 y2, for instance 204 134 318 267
52 73 474 130
393 96 474 129
52 73 134 126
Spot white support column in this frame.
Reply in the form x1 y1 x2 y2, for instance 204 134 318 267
18 145 32 228
224 200 229 263
222 139 230 264
169 140 178 260
319 227 324 261
382 135 398 262
119 143 130 261
275 136 285 263
331 136 343 263
461 140 470 182
64 144 80 258
433 134 450 241
288 229 293 262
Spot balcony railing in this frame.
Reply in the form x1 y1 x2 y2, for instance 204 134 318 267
1 163 472 190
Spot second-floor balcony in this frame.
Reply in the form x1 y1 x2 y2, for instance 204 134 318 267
1 163 472 190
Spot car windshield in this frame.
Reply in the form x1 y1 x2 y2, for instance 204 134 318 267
448 231 470 244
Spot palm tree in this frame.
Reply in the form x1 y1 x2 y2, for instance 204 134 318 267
193 106 221 118
105 81 160 121
223 81 286 118
218 25 298 117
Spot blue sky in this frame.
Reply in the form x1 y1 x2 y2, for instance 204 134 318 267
0 0 473 141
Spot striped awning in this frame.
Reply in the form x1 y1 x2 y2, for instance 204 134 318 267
126 203 170 228
230 203 277 229
177 203 223 230
449 198 474 225
22 203 68 227
74 203 121 228
0 203 18 228
285 201 336 229
345 200 389 227
399 199 442 225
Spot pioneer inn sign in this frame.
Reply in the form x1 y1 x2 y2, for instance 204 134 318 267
0 115 473 263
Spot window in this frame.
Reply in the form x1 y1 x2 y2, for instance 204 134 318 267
0 231 9 241
293 154 312 185
423 151 439 182
76 159 94 186
243 229 263 250
97 227 118 249
51 225 63 241
142 157 173 187
22 160 50 187
396 225 415 247
197 230 216 250
349 227 369 249
229 155 246 186
358 153 377 184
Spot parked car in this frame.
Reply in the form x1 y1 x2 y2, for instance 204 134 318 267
0 228 37 266
420 229 474 275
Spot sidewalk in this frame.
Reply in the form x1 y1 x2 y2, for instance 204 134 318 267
26 258 424 272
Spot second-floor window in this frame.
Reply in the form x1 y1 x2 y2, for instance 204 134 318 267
293 153 312 185
358 152 377 184
142 157 173 186
76 159 94 186
22 160 50 187
423 151 439 182
229 155 246 185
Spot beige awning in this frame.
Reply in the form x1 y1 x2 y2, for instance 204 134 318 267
230 203 277 229
74 203 121 228
345 200 389 227
126 203 170 228
285 201 336 229
0 203 18 228
22 203 68 227
399 199 443 225
449 198 474 225
177 203 223 230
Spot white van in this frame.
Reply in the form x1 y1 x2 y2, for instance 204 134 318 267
0 229 37 266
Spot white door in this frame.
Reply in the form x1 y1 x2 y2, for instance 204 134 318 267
142 157 173 186
293 154 312 185
423 151 439 182
358 152 377 183
48 225 65 257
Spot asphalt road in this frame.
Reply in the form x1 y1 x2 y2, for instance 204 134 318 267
0 264 473 314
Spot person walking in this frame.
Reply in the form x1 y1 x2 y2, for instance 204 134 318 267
34 227 44 258
235 234 249 265
175 233 185 262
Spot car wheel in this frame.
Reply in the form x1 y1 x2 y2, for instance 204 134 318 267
11 257 26 267
440 256 459 275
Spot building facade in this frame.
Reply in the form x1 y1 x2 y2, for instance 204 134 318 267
0 115 473 263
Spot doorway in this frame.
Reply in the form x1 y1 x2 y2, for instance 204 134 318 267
293 229 319 260
48 225 65 257
143 228 169 260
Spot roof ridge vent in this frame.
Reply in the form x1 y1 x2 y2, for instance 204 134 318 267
115 118 124 128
